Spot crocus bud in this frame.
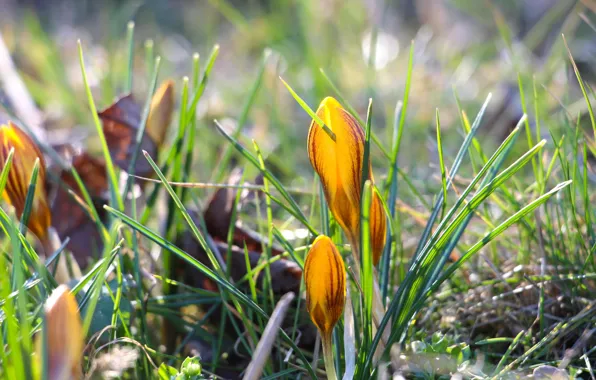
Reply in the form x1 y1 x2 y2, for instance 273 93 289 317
370 189 387 266
308 97 363 246
307 97 386 263
146 80 174 146
304 235 346 337
0 122 50 239
38 285 84 380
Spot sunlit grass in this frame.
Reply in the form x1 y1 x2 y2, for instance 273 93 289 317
0 1 594 379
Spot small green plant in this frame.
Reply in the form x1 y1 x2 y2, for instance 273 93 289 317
159 357 205 380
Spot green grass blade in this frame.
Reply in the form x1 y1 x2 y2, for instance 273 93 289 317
0 148 14 194
78 40 125 211
0 222 24 379
384 41 414 193
279 77 336 141
183 45 219 126
125 21 135 93
563 35 596 145
379 100 403 301
361 98 373 192
123 56 161 197
494 330 525 374
436 109 448 219
81 225 122 336
17 159 40 238
180 53 201 206
358 180 374 376
68 168 110 242
144 39 154 79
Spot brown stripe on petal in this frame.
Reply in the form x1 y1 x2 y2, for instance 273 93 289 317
325 251 333 308
331 246 344 308
7 169 25 216
308 126 322 176
339 109 365 141
304 244 315 313
339 108 364 207
370 190 387 266
15 162 28 207
311 302 327 333
0 145 9 162
307 120 317 164
312 130 325 174
327 242 345 327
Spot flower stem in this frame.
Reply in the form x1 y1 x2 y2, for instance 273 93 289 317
321 332 338 380
349 238 401 367
349 239 387 337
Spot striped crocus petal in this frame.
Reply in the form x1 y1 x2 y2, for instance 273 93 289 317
39 285 84 380
304 235 346 337
0 122 51 239
307 97 364 245
370 187 387 266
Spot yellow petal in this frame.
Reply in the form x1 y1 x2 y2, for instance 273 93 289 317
307 97 364 244
146 80 174 146
0 122 50 239
304 235 346 336
370 188 387 266
38 285 84 380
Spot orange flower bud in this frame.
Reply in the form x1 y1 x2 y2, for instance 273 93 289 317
304 235 346 337
308 97 363 246
38 285 84 380
370 189 387 266
0 121 50 239
307 97 386 264
146 80 174 146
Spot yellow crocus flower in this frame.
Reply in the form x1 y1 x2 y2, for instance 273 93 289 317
304 235 345 380
307 97 386 265
0 121 50 239
370 188 387 266
37 285 84 380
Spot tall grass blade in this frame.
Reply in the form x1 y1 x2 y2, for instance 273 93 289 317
78 40 124 211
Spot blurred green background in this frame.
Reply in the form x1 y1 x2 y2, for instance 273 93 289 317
0 0 592 212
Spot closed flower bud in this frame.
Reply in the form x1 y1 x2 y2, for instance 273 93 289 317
308 97 363 246
38 285 84 380
0 122 50 239
370 189 387 266
307 97 386 264
304 235 346 337
146 80 174 146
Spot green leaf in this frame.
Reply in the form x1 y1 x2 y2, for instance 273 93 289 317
158 363 179 380
78 40 124 211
